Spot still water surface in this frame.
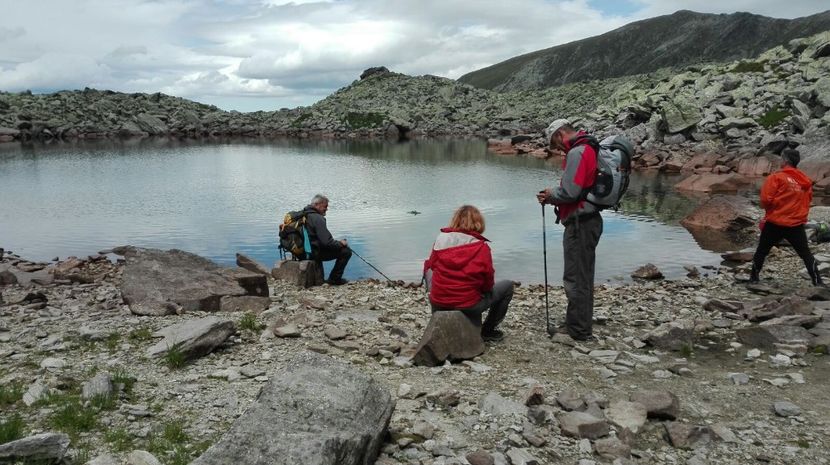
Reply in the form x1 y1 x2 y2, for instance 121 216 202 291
0 138 726 283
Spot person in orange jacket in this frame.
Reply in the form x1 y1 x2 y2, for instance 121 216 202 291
750 149 823 285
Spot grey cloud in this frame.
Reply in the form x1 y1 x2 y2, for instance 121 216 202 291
0 26 25 42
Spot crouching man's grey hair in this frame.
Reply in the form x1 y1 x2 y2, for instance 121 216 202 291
311 194 329 206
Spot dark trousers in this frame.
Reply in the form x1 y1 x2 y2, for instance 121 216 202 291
431 280 514 334
315 247 352 281
562 213 603 339
753 222 817 279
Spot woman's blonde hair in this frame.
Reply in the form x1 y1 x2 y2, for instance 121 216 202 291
448 205 485 233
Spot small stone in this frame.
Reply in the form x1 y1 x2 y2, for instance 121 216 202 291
22 383 46 406
630 390 680 420
594 437 631 460
664 422 712 450
323 325 347 340
505 448 540 465
728 373 750 385
652 369 673 379
479 392 526 417
523 384 545 406
413 421 434 440
773 401 801 417
559 411 610 439
589 349 620 364
240 366 265 378
746 348 761 359
466 450 495 465
273 323 301 338
125 450 163 465
39 357 66 370
632 263 664 279
556 388 585 411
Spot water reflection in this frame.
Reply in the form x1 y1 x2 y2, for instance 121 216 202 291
0 138 728 282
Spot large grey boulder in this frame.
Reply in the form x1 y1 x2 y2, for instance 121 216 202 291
114 246 266 316
736 325 814 349
147 317 236 361
413 311 485 366
191 352 394 465
661 97 701 133
630 390 680 420
0 433 70 463
558 411 610 439
271 259 324 288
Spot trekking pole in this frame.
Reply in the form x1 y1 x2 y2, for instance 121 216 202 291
347 246 394 282
542 204 552 336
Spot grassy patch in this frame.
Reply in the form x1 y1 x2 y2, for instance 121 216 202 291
112 368 137 399
732 61 765 73
104 427 135 452
238 313 263 332
146 420 195 465
679 344 693 358
128 326 153 342
344 111 385 129
757 107 790 129
0 414 25 443
795 438 810 449
50 397 97 439
0 382 24 407
163 343 187 369
89 393 117 411
105 332 122 352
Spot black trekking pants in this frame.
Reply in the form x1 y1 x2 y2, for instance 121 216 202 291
753 221 816 278
562 213 603 339
430 280 514 334
315 247 352 281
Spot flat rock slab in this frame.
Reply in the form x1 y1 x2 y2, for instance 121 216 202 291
736 325 815 349
413 310 485 366
272 259 325 288
0 433 70 463
114 246 265 316
479 392 527 417
559 411 610 439
236 253 269 275
191 351 394 465
605 400 647 434
147 317 236 360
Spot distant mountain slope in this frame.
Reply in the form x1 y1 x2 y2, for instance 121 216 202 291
458 9 830 92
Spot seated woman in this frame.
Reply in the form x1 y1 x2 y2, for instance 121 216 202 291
423 205 514 342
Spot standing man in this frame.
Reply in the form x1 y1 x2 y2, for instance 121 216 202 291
536 119 602 341
303 194 352 285
750 149 823 286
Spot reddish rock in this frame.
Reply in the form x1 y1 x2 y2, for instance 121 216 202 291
681 153 720 172
487 139 517 156
737 156 781 177
675 173 751 193
680 195 757 233
800 160 830 184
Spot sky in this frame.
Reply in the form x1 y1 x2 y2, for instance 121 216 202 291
0 0 828 112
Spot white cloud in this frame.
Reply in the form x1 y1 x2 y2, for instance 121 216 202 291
0 0 827 110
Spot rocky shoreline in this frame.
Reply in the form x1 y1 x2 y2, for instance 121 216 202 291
1 239 829 464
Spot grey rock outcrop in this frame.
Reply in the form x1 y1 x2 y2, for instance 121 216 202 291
147 316 236 361
82 372 113 400
191 351 394 465
413 311 485 366
0 433 70 463
272 259 325 288
114 246 266 315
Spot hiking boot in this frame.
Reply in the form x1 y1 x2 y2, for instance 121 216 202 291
749 264 760 284
809 262 824 286
326 278 350 286
482 329 505 342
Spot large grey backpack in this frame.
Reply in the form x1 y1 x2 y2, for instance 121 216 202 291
585 135 634 210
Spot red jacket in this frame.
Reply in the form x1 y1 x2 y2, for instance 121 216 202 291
761 166 813 227
551 131 599 221
423 228 495 309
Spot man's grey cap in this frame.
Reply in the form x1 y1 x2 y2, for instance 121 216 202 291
544 118 570 141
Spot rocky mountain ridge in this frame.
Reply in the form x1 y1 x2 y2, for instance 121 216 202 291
458 9 830 92
1 32 829 178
